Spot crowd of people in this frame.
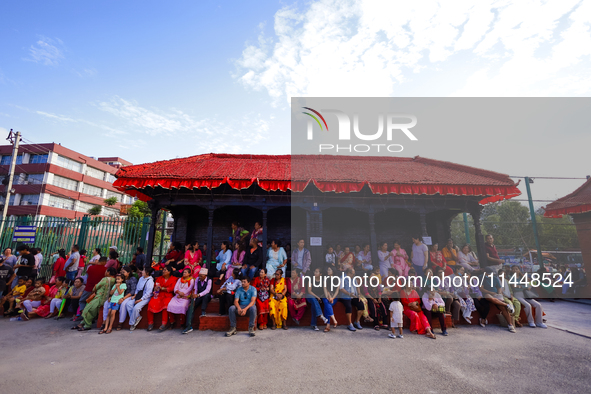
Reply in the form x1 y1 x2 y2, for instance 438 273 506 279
1 223 582 339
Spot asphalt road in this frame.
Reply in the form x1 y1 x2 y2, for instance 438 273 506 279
1 301 590 394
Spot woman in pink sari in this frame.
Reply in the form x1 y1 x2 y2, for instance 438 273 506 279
390 241 410 277
287 268 307 324
184 243 202 278
166 268 195 330
227 242 245 280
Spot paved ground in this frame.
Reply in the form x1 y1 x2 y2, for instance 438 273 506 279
1 300 590 394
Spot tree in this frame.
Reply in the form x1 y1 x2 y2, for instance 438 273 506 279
127 200 151 218
104 196 118 206
88 205 102 216
121 200 159 246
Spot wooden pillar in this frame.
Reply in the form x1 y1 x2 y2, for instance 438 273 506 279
419 211 428 238
368 208 378 267
306 206 323 267
146 201 160 264
471 207 487 266
206 206 214 263
262 206 268 261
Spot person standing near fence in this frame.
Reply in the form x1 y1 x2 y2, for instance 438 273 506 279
484 235 504 274
1 248 17 269
13 245 35 280
135 247 146 271
33 248 43 277
63 245 80 281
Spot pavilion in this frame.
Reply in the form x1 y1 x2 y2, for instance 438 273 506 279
113 153 520 266
545 178 591 272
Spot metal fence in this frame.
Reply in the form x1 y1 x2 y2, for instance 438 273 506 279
0 216 166 278
451 214 582 268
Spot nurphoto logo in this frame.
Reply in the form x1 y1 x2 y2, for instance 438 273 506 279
302 107 418 154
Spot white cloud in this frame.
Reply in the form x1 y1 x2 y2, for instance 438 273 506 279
235 0 591 101
36 111 76 122
95 96 270 153
24 36 65 66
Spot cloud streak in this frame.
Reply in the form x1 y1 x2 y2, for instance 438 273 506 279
33 96 270 154
24 36 65 66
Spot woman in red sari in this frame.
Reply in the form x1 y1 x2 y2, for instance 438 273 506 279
338 247 355 272
252 268 270 329
287 268 307 325
400 283 436 339
429 243 453 276
146 266 178 331
52 249 67 280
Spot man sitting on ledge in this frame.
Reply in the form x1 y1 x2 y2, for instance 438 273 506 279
226 275 257 337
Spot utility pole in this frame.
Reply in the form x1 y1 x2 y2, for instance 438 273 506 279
0 130 21 237
524 177 544 269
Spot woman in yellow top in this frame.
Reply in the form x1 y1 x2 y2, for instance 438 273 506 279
442 239 459 266
269 269 288 329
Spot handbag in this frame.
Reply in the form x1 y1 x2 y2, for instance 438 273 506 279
135 277 153 301
432 304 445 313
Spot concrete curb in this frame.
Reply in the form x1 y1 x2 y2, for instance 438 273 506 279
547 323 591 340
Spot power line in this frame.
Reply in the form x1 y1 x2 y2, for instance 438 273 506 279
510 176 589 180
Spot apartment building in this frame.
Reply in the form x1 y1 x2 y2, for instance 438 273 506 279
0 143 134 219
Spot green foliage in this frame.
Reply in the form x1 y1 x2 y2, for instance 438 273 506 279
127 200 151 218
88 205 102 216
452 200 580 252
121 201 160 247
104 196 118 206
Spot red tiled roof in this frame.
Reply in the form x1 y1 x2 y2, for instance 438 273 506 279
544 178 591 218
114 153 520 204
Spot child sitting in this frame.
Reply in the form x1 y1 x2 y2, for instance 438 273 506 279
18 278 46 320
388 291 404 339
5 277 27 314
101 274 126 334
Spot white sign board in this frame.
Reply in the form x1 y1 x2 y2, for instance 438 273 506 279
422 236 432 245
310 237 322 246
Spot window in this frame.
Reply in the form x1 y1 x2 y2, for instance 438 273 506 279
14 173 44 185
105 173 117 183
0 195 16 205
105 190 122 203
20 194 40 206
30 154 48 164
52 175 78 191
76 201 96 213
1 155 23 165
102 207 120 217
47 195 75 210
55 155 83 173
85 166 105 180
82 183 102 196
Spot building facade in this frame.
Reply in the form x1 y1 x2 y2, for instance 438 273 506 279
0 143 134 219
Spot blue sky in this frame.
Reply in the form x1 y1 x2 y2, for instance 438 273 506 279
1 0 590 202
